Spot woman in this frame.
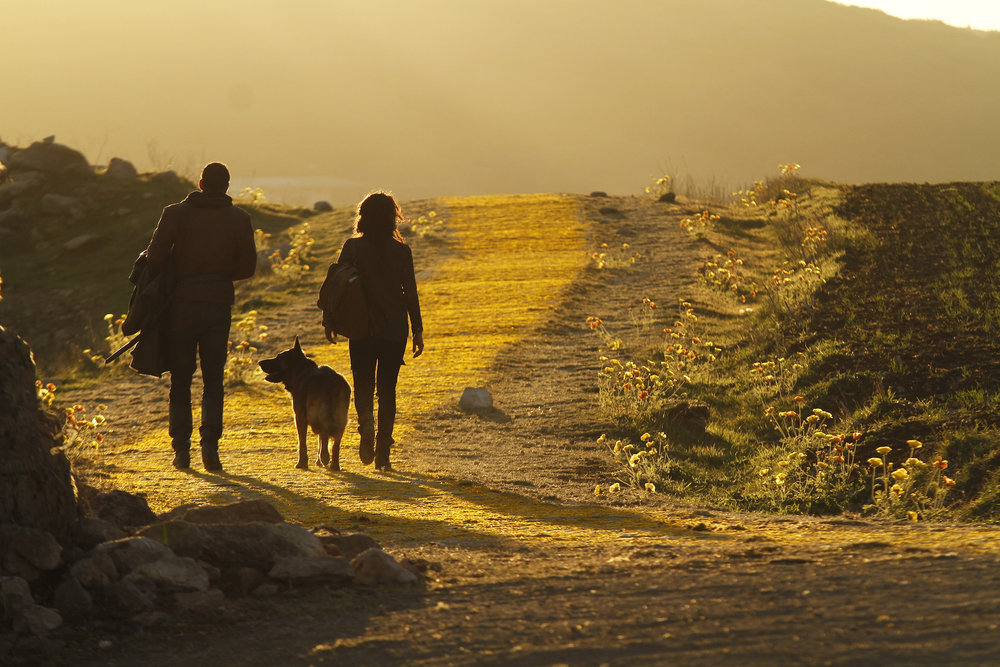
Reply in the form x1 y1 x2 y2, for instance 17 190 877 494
326 191 424 471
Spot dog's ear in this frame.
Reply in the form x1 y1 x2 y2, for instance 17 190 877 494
293 335 301 351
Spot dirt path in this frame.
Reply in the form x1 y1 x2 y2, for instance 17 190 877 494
64 194 1000 665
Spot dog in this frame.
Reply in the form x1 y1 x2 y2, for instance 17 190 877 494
258 336 351 470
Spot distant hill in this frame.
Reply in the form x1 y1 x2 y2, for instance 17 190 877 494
2 0 998 203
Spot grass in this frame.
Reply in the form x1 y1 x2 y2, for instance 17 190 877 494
596 172 1000 521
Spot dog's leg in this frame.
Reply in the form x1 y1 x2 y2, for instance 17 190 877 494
295 414 309 469
331 431 342 472
317 434 331 468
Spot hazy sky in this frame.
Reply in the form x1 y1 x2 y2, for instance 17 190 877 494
2 0 998 206
832 1 1000 31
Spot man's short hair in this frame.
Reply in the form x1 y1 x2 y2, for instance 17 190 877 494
201 162 230 193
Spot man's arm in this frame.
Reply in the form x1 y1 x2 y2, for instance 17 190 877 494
231 215 257 281
145 207 176 277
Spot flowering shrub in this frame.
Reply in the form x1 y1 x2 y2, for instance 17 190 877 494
409 210 446 238
644 173 673 200
598 431 671 492
270 223 316 282
866 440 956 519
699 248 758 303
589 242 642 270
37 381 108 457
83 313 130 372
236 187 267 205
224 310 268 385
679 210 720 235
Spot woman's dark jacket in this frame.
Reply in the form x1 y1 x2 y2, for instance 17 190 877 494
338 236 422 341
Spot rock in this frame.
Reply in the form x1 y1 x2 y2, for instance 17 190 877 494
105 579 155 615
200 522 326 570
130 610 168 628
252 582 280 597
70 551 118 589
126 556 210 593
12 604 62 636
459 387 493 411
53 577 93 618
175 499 285 525
351 548 419 586
0 171 46 206
137 520 206 559
63 234 100 251
96 536 172 574
318 532 379 561
7 141 90 175
40 193 80 215
0 327 78 543
589 191 608 197
104 157 138 180
89 490 157 529
658 192 677 203
8 635 65 660
0 576 34 619
313 200 333 212
219 566 265 597
268 556 353 584
150 170 181 186
3 526 62 571
75 517 126 549
174 588 225 611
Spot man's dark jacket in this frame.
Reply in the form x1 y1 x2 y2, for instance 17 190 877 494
124 191 255 376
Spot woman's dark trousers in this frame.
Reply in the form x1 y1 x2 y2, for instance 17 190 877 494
349 336 406 468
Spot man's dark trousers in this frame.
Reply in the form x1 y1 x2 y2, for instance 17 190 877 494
168 301 232 452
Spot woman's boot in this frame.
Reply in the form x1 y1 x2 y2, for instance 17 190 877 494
358 414 376 465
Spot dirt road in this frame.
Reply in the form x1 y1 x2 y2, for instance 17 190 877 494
64 193 1000 665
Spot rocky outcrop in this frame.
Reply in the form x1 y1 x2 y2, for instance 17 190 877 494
6 141 90 176
0 325 78 542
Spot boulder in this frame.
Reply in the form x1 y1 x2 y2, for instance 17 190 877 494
40 193 80 215
0 576 34 619
96 536 172 574
0 327 78 543
7 141 90 175
175 499 285 525
89 490 157 529
70 551 118 589
104 157 138 180
2 525 62 571
125 555 210 593
52 577 93 618
105 579 155 615
658 192 677 203
173 588 225 611
219 566 266 597
351 548 419 586
75 516 126 549
12 604 63 636
143 521 325 571
317 532 379 561
459 387 493 411
150 170 181 186
313 200 333 212
63 234 100 251
0 171 46 206
658 401 710 433
589 191 609 197
268 556 353 584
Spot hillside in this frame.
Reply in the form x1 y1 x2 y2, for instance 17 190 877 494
3 140 1000 662
3 0 999 205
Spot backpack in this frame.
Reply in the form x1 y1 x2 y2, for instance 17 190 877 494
318 261 369 340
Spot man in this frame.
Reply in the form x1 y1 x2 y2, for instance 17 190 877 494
145 162 256 471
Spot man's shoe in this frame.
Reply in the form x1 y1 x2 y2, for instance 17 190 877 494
172 440 191 469
201 441 223 472
172 450 191 469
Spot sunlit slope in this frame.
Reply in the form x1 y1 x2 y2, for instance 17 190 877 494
95 194 690 545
